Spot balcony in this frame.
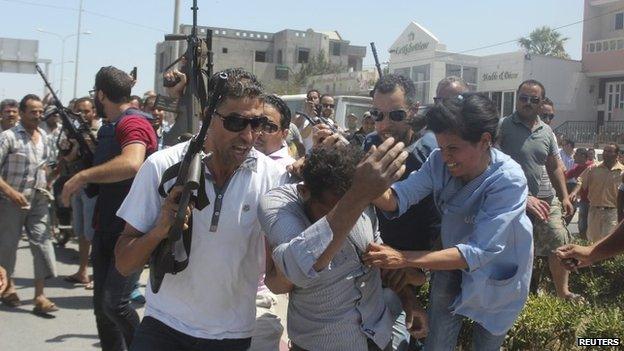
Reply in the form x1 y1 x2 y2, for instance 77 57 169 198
590 0 621 6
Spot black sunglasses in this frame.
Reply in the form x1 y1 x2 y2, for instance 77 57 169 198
322 103 335 109
518 94 541 105
369 109 408 122
262 122 280 134
215 111 268 133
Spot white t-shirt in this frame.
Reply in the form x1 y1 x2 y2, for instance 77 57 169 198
116 141 286 339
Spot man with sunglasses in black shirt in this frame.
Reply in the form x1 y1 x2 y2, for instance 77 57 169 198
362 74 442 350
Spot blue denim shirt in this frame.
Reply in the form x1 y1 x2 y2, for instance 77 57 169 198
388 148 533 335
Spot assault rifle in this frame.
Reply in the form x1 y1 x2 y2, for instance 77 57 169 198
150 0 225 293
296 110 349 145
161 0 213 146
36 64 97 170
370 42 383 78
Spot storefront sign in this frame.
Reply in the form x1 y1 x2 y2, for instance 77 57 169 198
390 41 430 56
481 71 519 81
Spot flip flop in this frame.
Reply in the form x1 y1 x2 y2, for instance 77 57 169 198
64 275 90 285
1 292 21 307
33 300 59 315
84 281 94 290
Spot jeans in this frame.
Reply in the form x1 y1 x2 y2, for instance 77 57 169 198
424 271 506 351
578 201 589 239
131 316 252 351
92 231 141 351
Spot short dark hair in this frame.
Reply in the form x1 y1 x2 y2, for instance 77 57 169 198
19 94 41 112
543 97 553 107
73 97 93 109
208 67 264 107
130 95 143 105
264 94 291 130
372 73 417 106
575 147 588 158
319 94 334 103
306 89 320 100
436 76 468 96
517 79 546 99
0 99 18 111
303 145 364 200
143 95 157 109
426 93 499 143
606 142 621 154
94 66 133 103
563 139 575 148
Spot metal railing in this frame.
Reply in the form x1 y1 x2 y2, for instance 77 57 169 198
554 121 624 145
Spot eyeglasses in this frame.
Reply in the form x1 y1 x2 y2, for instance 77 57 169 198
214 111 268 133
369 109 408 122
518 94 541 105
322 103 335 109
262 122 280 134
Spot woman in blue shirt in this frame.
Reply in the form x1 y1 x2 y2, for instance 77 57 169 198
363 94 533 350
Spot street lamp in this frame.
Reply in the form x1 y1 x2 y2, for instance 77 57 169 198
36 28 92 101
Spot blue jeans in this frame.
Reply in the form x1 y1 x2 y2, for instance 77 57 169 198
424 271 506 351
131 316 251 351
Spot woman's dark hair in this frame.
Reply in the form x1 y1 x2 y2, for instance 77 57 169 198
264 94 291 130
302 145 364 200
426 93 499 143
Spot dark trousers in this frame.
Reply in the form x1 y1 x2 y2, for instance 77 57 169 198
92 231 141 351
131 316 252 351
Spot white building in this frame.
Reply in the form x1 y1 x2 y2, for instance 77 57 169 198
388 22 594 126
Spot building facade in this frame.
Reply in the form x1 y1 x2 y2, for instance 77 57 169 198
387 22 594 126
582 0 624 124
154 25 366 95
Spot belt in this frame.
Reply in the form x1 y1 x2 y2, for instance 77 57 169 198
592 206 615 210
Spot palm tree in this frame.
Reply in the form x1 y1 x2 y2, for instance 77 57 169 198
518 26 570 59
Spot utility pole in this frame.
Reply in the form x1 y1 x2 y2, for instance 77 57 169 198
72 0 84 99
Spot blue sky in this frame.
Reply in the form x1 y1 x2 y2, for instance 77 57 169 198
1 0 584 103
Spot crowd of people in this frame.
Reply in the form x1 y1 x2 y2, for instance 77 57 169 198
1 63 624 351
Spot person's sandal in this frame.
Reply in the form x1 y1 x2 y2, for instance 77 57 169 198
1 292 21 307
563 293 585 303
33 300 59 315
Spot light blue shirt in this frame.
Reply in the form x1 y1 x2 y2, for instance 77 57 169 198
388 148 533 335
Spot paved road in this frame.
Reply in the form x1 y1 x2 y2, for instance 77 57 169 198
0 215 581 350
0 236 291 351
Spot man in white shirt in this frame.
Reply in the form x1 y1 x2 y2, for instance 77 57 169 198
255 94 296 169
114 68 286 351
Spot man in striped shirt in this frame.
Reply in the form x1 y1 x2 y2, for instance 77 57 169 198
0 94 58 313
260 142 427 351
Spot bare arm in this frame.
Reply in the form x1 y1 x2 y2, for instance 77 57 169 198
114 186 191 276
372 188 398 212
557 220 624 268
364 244 468 271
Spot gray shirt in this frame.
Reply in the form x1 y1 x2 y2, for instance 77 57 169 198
258 184 394 351
498 112 558 197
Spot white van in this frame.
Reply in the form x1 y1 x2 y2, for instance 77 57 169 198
280 94 373 129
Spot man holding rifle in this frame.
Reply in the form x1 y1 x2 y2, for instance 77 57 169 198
0 94 57 314
114 68 286 351
61 66 157 351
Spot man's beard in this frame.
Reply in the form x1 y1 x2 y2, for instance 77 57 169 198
94 97 106 119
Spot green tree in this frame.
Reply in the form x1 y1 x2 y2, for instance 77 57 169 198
518 26 570 59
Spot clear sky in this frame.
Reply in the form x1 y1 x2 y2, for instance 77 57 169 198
1 0 584 104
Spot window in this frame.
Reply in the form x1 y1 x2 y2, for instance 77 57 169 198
236 32 240 36
445 64 461 78
616 13 623 30
159 52 166 72
263 34 268 39
445 64 478 91
330 41 341 56
249 33 254 38
222 48 228 54
589 43 596 52
297 48 310 63
393 67 411 78
618 39 624 50
255 51 266 62
490 92 502 114
277 49 283 64
214 30 219 35
275 66 289 80
222 30 227 35
597 42 602 51
503 91 515 116
411 64 431 103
